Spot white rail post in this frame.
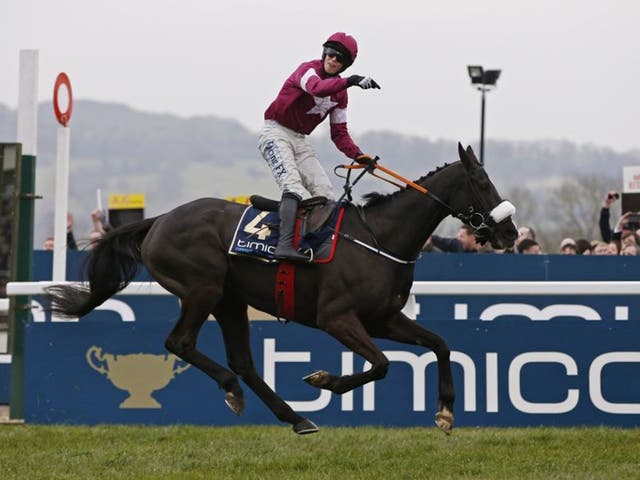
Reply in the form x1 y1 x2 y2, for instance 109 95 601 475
17 50 39 156
52 73 73 281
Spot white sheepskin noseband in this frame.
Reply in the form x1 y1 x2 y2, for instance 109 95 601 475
489 201 516 223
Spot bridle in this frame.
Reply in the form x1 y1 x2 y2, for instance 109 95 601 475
335 159 516 243
454 174 516 243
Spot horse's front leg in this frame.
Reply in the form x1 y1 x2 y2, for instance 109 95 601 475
374 311 455 434
303 311 390 394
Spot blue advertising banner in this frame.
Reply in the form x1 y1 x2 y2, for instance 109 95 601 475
19 251 640 427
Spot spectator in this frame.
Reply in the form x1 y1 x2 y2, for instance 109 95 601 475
559 238 577 254
607 240 621 255
621 230 640 250
514 225 536 253
592 241 613 255
517 225 535 240
575 238 593 255
91 208 110 235
421 238 435 253
83 208 111 249
606 210 640 244
518 238 542 254
43 212 78 251
424 225 479 253
621 244 640 256
67 212 78 250
599 191 619 242
87 231 103 250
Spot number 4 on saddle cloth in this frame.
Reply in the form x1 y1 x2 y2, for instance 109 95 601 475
228 195 345 263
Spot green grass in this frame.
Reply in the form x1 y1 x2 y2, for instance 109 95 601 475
0 425 638 479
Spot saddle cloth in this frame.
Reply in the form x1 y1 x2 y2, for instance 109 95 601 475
228 203 345 263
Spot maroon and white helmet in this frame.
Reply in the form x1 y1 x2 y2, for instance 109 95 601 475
322 32 358 71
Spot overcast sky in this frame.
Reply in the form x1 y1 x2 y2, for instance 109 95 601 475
3 0 640 153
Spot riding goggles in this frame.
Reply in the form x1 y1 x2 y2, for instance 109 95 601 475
323 46 347 63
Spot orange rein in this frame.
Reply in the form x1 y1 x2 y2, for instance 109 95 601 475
341 163 428 195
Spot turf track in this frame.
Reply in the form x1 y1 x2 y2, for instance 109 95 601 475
1 425 639 479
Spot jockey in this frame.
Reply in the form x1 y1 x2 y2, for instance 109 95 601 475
259 32 381 263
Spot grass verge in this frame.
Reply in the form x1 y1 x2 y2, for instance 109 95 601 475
1 425 639 479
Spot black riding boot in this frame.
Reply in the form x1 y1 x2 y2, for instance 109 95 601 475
274 193 312 263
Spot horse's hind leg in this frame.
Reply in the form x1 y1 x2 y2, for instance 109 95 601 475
304 312 391 394
164 292 245 414
215 298 318 435
375 312 455 434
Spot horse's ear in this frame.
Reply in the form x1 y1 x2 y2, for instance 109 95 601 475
457 142 467 162
465 145 482 165
458 142 473 170
458 142 481 170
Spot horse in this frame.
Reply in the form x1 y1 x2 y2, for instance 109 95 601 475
46 143 517 434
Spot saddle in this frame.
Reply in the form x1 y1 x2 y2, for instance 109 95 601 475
228 195 345 263
249 195 335 234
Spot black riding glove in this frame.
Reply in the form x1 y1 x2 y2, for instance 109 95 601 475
355 153 376 165
347 75 381 89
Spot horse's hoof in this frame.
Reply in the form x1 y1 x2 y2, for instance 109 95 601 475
293 418 319 435
435 408 454 435
303 370 330 388
225 391 244 416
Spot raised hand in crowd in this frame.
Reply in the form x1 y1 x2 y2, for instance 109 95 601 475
91 208 107 235
603 191 619 208
599 191 620 242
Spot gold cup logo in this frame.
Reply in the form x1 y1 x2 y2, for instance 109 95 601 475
86 345 190 409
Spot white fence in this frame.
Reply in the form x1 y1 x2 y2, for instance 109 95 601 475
4 280 640 324
6 280 640 298
2 279 638 364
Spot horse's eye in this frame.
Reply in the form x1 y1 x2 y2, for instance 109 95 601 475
471 172 490 190
475 178 491 190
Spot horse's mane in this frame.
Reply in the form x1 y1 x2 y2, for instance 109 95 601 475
361 162 454 207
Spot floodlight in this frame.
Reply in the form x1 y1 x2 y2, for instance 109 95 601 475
467 65 484 84
483 69 501 86
466 65 502 165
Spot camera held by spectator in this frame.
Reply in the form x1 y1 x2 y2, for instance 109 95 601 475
623 212 640 232
607 192 620 201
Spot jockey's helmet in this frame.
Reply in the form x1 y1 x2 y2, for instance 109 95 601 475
322 32 358 72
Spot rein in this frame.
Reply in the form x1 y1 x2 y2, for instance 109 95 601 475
337 160 513 234
331 159 515 262
330 159 448 265
336 161 455 214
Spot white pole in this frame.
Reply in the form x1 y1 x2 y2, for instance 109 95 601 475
52 127 70 281
17 50 39 156
96 188 102 212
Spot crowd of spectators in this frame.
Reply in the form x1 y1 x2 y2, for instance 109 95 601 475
36 189 640 258
42 209 109 251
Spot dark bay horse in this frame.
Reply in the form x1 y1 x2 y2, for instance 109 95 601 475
46 143 517 434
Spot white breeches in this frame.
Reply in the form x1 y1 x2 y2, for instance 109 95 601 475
258 120 335 200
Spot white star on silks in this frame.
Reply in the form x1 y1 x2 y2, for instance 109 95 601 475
306 96 338 117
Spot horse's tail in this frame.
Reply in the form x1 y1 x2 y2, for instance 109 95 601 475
45 216 159 318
